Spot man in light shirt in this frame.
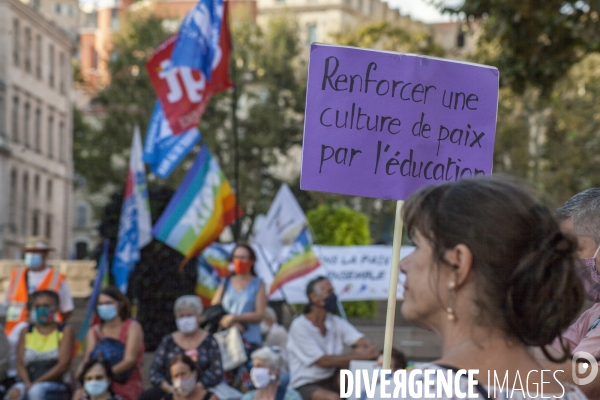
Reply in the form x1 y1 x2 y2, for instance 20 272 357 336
287 276 379 400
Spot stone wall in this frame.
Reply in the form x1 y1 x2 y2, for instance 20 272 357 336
0 260 97 299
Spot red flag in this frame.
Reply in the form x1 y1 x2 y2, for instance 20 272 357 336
146 3 233 135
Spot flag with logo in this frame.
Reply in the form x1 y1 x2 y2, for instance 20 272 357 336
144 101 201 178
171 0 224 80
153 146 240 261
147 3 231 135
253 184 307 262
75 239 109 355
269 228 321 295
113 127 153 292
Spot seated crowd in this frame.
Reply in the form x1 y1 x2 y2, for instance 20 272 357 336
2 178 600 400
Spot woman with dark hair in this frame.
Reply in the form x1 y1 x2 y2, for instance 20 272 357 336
168 354 210 400
5 290 74 400
211 243 267 391
77 358 120 400
387 177 587 399
78 287 144 400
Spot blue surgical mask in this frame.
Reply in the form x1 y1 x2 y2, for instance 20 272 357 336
97 304 118 321
24 253 43 268
84 380 109 397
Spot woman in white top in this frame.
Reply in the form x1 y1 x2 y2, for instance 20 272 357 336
394 177 587 399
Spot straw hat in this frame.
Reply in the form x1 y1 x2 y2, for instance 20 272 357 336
22 236 54 252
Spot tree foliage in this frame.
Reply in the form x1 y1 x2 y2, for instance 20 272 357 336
447 0 600 96
77 13 173 194
333 21 445 57
201 16 306 236
307 205 371 246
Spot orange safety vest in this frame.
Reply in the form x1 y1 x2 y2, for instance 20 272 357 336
5 267 66 336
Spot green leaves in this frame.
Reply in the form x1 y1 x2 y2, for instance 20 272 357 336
450 0 600 96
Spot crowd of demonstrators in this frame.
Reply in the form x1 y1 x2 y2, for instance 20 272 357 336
211 244 267 392
141 296 222 400
5 178 600 400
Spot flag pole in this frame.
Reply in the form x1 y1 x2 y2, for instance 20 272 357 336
382 200 404 370
228 4 241 242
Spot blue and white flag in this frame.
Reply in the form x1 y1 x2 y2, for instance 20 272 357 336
170 0 224 81
144 101 201 178
113 127 153 293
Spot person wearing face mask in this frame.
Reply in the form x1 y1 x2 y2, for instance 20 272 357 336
287 277 379 400
211 243 267 392
5 290 74 400
140 295 223 400
240 347 301 400
261 308 288 359
77 287 144 400
77 358 121 400
4 238 74 387
536 188 600 399
168 355 210 400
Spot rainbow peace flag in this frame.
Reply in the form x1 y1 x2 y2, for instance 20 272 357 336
196 256 221 306
153 146 239 259
269 228 321 295
201 244 231 278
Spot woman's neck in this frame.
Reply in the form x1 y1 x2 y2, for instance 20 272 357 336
103 317 123 329
35 323 58 334
90 392 111 400
256 382 278 400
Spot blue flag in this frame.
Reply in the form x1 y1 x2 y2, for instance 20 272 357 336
113 128 152 293
144 101 201 178
170 0 224 81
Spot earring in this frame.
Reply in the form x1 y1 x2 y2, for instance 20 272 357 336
447 281 456 322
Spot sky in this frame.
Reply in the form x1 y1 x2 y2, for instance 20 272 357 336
389 0 458 23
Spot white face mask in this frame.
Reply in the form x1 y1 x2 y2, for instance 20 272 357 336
176 316 199 334
173 374 197 397
250 367 275 389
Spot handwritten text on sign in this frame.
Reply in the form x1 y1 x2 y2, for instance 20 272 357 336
300 44 499 200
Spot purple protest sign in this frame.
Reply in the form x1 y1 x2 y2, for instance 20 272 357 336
300 44 499 200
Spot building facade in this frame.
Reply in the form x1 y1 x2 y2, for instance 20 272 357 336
0 0 74 259
256 0 422 47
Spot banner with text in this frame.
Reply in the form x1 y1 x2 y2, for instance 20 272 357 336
204 244 413 303
300 44 499 200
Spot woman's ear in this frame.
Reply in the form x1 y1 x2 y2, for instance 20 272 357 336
444 244 473 287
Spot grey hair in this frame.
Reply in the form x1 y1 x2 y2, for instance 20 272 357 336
264 307 277 323
251 346 283 371
556 188 600 242
174 295 204 316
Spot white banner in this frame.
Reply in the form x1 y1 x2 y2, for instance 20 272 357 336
253 244 412 303
252 184 307 262
207 244 412 303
